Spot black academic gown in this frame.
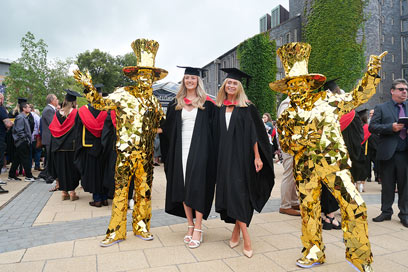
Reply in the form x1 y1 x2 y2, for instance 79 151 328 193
100 111 117 199
161 100 218 220
74 106 105 194
49 111 80 191
215 104 275 226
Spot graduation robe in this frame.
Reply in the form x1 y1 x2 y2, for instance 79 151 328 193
161 99 218 219
49 110 80 191
74 105 107 194
215 104 275 226
100 111 117 198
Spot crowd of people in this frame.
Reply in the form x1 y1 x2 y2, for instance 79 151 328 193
0 39 406 272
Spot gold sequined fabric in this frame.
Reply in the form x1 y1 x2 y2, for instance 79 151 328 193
271 42 386 272
74 39 166 245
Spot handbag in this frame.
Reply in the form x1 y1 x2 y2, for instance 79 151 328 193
35 134 42 149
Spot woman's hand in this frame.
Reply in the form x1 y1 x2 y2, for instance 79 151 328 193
157 128 163 134
254 157 263 172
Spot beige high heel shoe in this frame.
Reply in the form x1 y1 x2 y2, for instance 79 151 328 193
229 239 240 248
243 248 253 258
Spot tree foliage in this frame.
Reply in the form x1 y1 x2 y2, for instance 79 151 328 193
237 33 277 118
4 32 76 110
304 0 367 91
76 50 137 93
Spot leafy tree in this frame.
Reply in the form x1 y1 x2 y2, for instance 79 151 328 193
304 0 367 91
237 33 277 118
4 32 49 109
4 32 76 110
76 50 137 93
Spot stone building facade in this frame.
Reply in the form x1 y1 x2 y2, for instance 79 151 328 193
202 0 408 108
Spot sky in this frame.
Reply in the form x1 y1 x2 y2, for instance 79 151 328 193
0 0 289 83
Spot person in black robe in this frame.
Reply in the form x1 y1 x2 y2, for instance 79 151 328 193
48 90 81 201
215 68 275 258
160 66 217 249
74 85 109 207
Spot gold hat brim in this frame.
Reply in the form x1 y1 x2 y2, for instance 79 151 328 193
123 66 168 82
269 74 326 94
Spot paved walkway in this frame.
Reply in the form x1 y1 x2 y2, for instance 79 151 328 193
0 165 406 271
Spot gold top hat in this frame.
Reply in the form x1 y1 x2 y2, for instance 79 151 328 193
269 42 326 94
123 39 168 82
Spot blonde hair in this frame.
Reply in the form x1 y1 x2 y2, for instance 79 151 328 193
175 75 207 110
216 78 249 107
60 99 77 117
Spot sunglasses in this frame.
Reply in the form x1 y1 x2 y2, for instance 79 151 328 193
395 87 408 91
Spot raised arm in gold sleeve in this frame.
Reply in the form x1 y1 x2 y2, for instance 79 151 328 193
335 52 387 116
73 70 116 110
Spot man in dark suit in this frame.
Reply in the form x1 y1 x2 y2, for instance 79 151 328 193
369 78 408 228
38 94 58 183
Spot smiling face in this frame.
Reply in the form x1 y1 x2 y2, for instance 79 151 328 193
224 78 240 99
391 83 408 103
184 74 198 91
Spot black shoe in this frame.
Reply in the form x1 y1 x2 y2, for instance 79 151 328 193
372 213 392 222
401 219 408 228
8 176 21 181
102 200 108 206
45 178 54 184
0 186 8 194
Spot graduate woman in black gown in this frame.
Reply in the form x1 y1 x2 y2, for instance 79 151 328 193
49 90 81 201
161 66 217 249
215 68 274 258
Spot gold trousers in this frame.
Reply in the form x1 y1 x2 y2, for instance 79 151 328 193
105 154 154 241
295 158 372 269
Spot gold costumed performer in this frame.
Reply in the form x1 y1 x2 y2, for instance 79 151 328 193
74 39 166 246
269 42 386 272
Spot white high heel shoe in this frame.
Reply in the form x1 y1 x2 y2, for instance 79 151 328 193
188 229 203 249
184 225 194 244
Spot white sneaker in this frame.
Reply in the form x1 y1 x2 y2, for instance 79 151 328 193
0 180 6 185
128 199 134 210
25 177 35 182
358 183 364 193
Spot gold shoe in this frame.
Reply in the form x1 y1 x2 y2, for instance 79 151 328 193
229 240 240 248
347 260 373 272
243 248 253 258
134 231 154 241
100 232 124 247
296 256 324 268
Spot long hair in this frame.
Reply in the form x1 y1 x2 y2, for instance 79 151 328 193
216 78 249 107
175 75 207 110
263 113 272 122
60 99 77 117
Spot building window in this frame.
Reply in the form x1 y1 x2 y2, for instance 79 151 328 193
402 0 408 16
285 32 291 44
383 72 386 80
403 68 408 80
280 36 283 46
392 54 395 62
402 36 408 64
391 0 393 7
382 35 385 43
392 18 394 25
402 19 408 32
392 36 395 44
381 16 385 24
392 73 395 80
294 29 298 42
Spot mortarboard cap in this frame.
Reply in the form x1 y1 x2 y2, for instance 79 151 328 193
64 89 82 102
220 68 251 81
18 98 28 104
221 68 252 89
94 84 104 94
177 66 207 77
323 78 340 92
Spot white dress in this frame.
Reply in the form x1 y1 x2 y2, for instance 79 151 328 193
225 112 232 130
181 108 198 183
